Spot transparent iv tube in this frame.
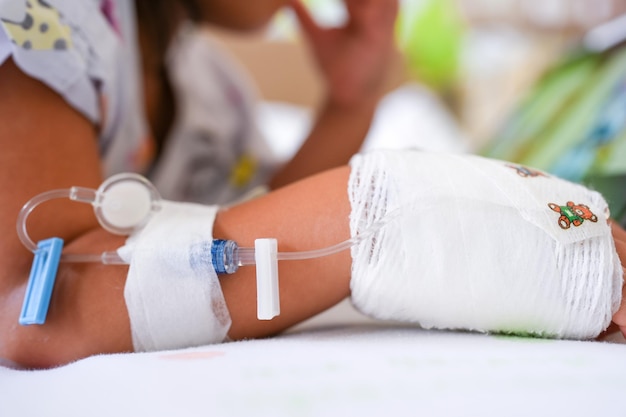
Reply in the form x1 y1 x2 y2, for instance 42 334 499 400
211 214 394 275
17 187 127 264
18 179 395 272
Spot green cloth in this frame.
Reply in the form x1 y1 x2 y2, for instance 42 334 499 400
481 43 626 224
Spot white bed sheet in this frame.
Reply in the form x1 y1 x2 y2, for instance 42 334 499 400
1 307 625 417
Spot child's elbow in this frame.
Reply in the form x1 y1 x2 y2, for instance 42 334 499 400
0 277 132 369
0 286 67 369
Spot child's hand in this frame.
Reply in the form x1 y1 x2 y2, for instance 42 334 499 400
289 0 398 107
610 221 626 337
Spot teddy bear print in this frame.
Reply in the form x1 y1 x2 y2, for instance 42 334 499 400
0 0 72 51
548 201 598 229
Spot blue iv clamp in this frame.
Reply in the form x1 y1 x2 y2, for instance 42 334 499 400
19 237 64 325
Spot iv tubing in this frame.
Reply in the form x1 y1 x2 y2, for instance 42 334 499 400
18 184 395 269
236 237 359 266
16 188 126 264
235 214 395 268
17 189 70 253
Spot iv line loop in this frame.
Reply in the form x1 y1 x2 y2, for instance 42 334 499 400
17 174 397 270
16 189 73 253
16 173 162 265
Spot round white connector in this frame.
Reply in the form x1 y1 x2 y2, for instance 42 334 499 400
94 173 161 235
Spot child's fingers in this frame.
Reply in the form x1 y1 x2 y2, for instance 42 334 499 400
609 221 626 336
288 0 322 40
610 219 626 242
345 0 398 31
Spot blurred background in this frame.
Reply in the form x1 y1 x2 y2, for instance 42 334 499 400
206 0 626 222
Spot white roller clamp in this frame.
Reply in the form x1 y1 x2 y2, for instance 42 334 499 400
255 238 280 320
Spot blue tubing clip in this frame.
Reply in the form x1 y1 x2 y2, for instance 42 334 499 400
19 237 64 325
210 239 239 274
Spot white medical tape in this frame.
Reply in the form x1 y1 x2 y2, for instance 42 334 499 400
348 149 622 339
118 201 231 352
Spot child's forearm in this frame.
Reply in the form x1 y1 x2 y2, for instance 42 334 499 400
610 221 626 336
218 166 353 339
270 0 398 189
269 98 376 189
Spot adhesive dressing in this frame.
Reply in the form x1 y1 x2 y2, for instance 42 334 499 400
348 150 622 339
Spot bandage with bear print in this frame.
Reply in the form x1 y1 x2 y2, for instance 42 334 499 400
348 150 622 339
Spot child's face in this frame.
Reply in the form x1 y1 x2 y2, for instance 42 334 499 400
196 0 291 31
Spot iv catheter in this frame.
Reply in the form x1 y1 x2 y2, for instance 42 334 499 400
17 173 393 326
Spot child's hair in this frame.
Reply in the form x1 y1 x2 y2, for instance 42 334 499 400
132 0 204 157
134 0 203 64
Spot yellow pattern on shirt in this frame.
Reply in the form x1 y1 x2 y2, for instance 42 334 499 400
229 153 258 188
0 1 72 50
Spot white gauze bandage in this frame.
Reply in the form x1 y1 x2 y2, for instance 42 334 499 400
118 201 231 352
349 149 622 339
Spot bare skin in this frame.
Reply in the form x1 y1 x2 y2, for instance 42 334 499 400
610 221 626 337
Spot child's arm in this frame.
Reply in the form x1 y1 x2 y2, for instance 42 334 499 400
269 0 399 189
0 58 132 367
0 59 353 368
610 221 626 336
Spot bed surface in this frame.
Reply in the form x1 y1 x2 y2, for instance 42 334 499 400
2 299 625 417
